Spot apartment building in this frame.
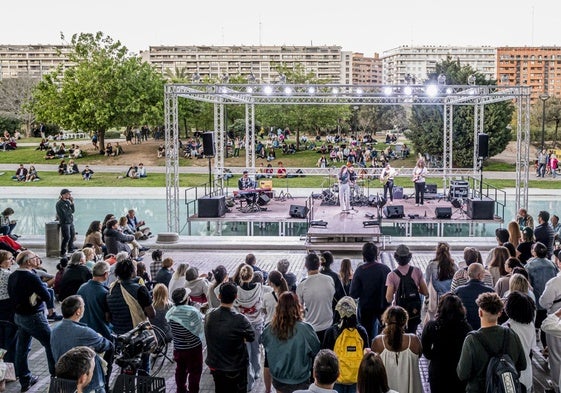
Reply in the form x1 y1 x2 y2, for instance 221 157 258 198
0 45 72 80
352 52 382 84
141 45 352 84
497 46 561 101
381 45 497 84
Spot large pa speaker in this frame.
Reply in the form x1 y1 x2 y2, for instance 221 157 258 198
202 132 215 157
257 194 270 206
435 207 452 219
289 205 309 218
197 196 226 218
466 198 494 219
478 133 489 159
383 205 404 219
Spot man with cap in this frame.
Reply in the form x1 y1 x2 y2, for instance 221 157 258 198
205 281 255 393
56 188 76 257
385 244 428 333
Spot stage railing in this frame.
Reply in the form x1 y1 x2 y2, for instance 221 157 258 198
468 176 506 221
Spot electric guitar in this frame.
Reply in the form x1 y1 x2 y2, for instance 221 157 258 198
380 166 402 185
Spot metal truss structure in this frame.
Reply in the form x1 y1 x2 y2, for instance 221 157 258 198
164 83 531 233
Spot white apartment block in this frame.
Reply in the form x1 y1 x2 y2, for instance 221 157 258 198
141 45 352 84
0 45 72 80
381 46 497 84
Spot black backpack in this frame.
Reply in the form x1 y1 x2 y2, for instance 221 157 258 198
394 266 421 322
472 330 522 393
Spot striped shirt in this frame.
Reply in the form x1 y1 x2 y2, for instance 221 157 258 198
169 320 202 350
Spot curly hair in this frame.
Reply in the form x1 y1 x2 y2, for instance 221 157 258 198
270 291 302 341
381 306 408 351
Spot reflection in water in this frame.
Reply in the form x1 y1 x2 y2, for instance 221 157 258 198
0 197 557 238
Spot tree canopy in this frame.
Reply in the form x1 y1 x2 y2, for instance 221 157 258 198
30 32 164 149
406 58 514 167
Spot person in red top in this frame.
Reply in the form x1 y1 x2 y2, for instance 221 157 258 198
277 161 287 178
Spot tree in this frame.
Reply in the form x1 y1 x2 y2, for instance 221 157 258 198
531 96 561 148
30 32 164 150
407 58 514 167
0 77 38 136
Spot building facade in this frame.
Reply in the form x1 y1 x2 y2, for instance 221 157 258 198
497 46 561 101
351 52 382 84
140 45 352 84
0 45 72 80
381 45 497 84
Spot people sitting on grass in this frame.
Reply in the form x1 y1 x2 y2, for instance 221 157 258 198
25 165 40 182
45 146 56 159
126 164 139 179
81 166 94 181
104 142 113 156
58 160 67 175
157 144 165 158
137 163 147 178
12 164 27 181
66 159 79 175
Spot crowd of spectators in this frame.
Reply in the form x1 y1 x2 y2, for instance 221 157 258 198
3 206 561 392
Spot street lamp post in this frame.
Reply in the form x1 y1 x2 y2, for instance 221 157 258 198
539 93 550 151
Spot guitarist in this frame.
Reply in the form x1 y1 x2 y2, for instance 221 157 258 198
379 163 399 204
412 158 428 206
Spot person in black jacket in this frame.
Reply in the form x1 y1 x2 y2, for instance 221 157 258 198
534 210 555 259
421 293 472 393
56 188 76 257
58 251 92 302
320 251 345 312
104 219 134 256
204 282 254 393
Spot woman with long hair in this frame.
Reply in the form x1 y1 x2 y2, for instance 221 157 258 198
339 258 353 296
494 257 524 297
508 220 522 245
261 292 320 393
424 242 458 320
338 164 352 213
517 227 535 264
412 158 428 206
371 306 423 393
236 264 265 391
356 352 397 393
84 220 104 256
487 246 510 285
149 283 173 343
262 270 289 393
169 263 190 299
421 293 472 393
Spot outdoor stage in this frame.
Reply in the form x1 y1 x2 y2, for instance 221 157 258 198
188 188 503 251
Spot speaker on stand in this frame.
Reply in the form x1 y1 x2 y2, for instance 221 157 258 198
202 132 215 192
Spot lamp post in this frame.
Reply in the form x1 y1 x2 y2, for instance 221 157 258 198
539 93 550 151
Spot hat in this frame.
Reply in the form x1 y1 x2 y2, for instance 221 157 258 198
335 296 357 319
394 244 411 257
60 188 71 195
243 170 248 174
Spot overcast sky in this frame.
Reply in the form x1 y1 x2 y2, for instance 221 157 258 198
3 0 558 54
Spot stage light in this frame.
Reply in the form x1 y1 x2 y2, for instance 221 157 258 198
246 86 254 93
332 87 339 94
383 86 393 96
263 85 273 95
403 86 413 96
426 84 438 97
437 74 446 85
308 86 316 95
284 86 293 95
356 87 364 95
446 87 453 94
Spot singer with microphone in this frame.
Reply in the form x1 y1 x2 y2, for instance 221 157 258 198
412 158 428 206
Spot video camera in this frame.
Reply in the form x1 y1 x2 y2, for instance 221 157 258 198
114 321 157 370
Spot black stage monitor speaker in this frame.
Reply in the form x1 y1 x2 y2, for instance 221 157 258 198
392 186 404 199
383 205 405 219
198 196 227 218
478 133 489 158
202 132 215 157
289 205 309 218
257 194 270 206
435 207 452 219
425 184 437 194
466 198 494 219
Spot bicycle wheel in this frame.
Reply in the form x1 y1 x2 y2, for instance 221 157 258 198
149 325 171 377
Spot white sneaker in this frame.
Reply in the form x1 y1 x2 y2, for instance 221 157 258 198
415 204 419 206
